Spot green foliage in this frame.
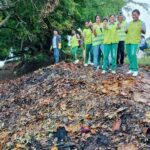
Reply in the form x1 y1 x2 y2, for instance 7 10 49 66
0 48 9 60
0 0 125 61
25 53 49 63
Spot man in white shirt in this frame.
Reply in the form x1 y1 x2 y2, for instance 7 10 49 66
52 30 61 63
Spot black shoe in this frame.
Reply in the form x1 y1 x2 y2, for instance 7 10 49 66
117 64 122 67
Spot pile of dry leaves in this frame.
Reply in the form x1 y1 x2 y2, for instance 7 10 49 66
0 62 150 150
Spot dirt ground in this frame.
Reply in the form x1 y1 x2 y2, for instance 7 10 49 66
0 62 150 150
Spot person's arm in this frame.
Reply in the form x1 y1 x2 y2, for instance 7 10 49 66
91 23 97 36
76 34 80 39
125 22 129 33
89 21 93 32
58 35 61 42
93 26 98 36
103 22 108 30
81 30 85 40
116 22 121 30
141 21 146 34
140 38 145 47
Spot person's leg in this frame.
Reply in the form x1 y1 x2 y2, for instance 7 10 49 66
100 44 104 67
111 43 117 71
53 48 56 63
54 48 59 63
102 44 110 71
97 45 101 67
126 44 132 71
120 41 125 65
93 45 99 70
117 41 121 65
85 44 90 64
71 47 78 62
89 44 93 63
131 44 139 72
57 48 60 63
140 46 144 52
71 47 75 62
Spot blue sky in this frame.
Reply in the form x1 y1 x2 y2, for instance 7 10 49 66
123 0 150 38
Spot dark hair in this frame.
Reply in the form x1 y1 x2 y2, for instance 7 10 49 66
132 9 140 15
118 11 123 16
103 17 108 22
85 21 89 24
54 30 58 33
109 14 115 18
95 15 101 20
118 12 123 17
72 29 78 33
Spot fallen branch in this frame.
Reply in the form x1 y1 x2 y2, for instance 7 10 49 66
0 14 11 27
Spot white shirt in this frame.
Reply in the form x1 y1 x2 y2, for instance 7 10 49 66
52 36 57 48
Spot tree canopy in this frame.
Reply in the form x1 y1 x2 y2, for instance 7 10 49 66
0 0 126 60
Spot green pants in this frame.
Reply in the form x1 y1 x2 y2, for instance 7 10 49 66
126 44 138 71
71 46 78 62
85 44 93 64
103 44 117 71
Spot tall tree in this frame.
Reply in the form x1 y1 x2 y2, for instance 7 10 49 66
0 0 125 60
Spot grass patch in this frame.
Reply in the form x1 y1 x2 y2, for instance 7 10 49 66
125 49 150 66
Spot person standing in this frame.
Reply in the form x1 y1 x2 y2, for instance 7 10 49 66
102 17 110 67
92 15 104 71
139 35 147 52
117 13 127 67
71 30 80 64
80 21 93 66
52 30 61 64
125 9 146 76
102 15 119 74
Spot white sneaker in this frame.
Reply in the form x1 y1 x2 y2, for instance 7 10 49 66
126 70 133 74
84 64 88 67
74 60 79 64
97 66 100 69
111 71 116 74
90 63 94 66
96 68 99 72
102 70 106 74
132 71 138 77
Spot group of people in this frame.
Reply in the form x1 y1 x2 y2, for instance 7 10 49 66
51 9 146 77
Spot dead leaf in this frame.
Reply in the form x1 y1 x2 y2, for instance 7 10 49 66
51 145 58 150
66 124 81 133
85 114 92 120
60 103 67 111
0 131 10 150
80 125 91 134
117 143 138 150
39 98 52 106
112 118 121 131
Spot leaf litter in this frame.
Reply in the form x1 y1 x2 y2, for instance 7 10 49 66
0 62 150 150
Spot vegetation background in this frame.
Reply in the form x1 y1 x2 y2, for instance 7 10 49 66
0 0 149 75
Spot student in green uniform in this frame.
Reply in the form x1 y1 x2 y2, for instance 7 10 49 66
102 17 109 67
71 30 79 64
92 15 104 71
81 21 93 66
102 15 119 74
117 13 127 67
125 9 146 77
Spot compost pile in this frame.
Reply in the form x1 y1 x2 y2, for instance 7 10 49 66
0 62 150 150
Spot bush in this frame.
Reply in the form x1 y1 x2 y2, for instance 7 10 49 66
0 48 9 60
15 53 51 76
